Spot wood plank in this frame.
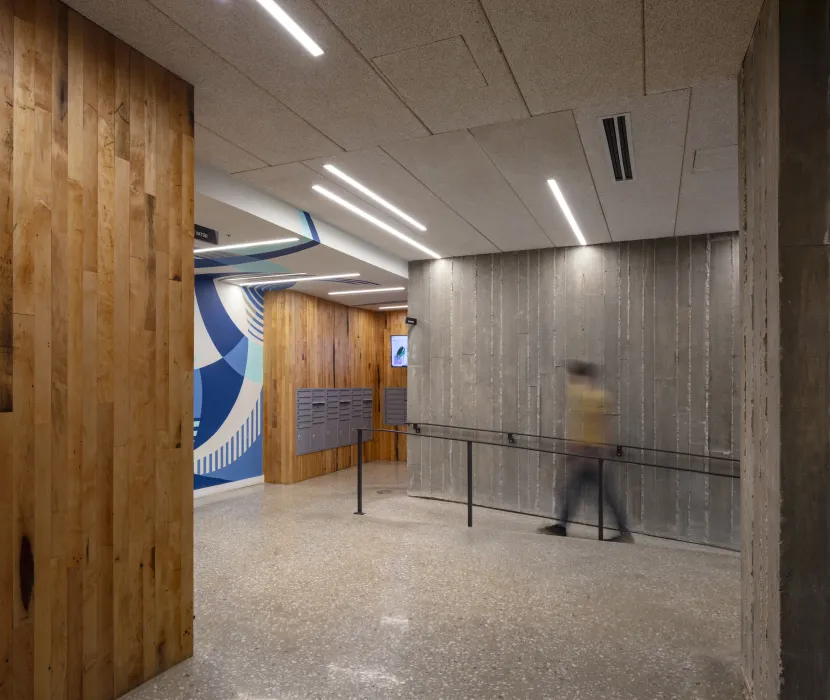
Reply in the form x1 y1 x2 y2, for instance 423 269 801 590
12 0 35 317
128 50 144 261
0 0 11 80
113 42 128 162
0 70 13 413
0 413 12 699
82 32 97 274
167 129 181 283
67 9 82 184
32 0 53 113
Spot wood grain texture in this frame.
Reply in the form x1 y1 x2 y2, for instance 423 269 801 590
0 2 194 697
262 291 406 484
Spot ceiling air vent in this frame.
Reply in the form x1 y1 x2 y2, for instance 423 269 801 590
601 114 634 182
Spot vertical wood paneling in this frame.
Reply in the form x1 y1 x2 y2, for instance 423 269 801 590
262 290 404 484
0 2 194 697
408 235 740 547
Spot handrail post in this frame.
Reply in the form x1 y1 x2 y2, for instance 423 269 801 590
597 458 604 541
467 441 473 527
355 428 364 515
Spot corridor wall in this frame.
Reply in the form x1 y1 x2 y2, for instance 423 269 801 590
0 1 195 697
263 290 406 483
407 234 740 548
193 278 263 491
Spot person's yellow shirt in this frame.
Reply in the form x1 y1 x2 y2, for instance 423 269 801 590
567 383 608 446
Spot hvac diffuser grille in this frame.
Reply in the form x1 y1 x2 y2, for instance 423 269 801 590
602 114 634 182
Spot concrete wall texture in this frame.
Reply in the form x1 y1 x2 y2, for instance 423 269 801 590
740 0 830 697
407 234 741 548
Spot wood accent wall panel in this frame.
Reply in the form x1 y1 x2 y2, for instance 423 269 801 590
263 291 408 484
0 1 194 698
378 310 407 461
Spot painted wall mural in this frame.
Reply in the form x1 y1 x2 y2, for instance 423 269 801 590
193 278 266 489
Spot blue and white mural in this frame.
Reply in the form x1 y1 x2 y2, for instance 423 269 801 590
193 278 265 490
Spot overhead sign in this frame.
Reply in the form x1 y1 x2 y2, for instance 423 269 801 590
194 224 219 246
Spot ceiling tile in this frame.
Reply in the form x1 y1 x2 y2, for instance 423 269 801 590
480 0 643 114
675 81 739 235
383 130 551 252
315 0 528 133
63 0 343 165
145 0 428 150
471 112 610 246
195 124 268 175
303 148 497 257
576 90 689 241
235 163 442 261
645 0 763 93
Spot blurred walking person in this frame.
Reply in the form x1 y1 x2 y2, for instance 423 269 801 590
542 361 632 543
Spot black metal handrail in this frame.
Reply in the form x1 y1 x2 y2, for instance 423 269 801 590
408 421 739 465
354 427 739 550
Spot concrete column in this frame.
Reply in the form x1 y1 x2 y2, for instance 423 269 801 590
739 0 830 698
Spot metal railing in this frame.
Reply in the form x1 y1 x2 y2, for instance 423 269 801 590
354 427 740 548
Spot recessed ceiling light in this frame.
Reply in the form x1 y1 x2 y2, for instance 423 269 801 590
194 237 299 254
378 305 408 310
239 272 360 287
547 179 586 246
312 185 441 260
329 287 406 296
253 0 324 57
322 164 427 231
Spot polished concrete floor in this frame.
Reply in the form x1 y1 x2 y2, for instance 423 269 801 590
127 462 742 700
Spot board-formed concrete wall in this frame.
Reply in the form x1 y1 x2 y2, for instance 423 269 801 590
407 234 740 548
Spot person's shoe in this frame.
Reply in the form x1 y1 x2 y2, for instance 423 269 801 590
609 532 634 544
539 524 567 537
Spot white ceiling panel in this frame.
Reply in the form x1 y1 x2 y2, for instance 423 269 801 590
303 149 497 257
62 0 343 166
315 0 528 133
675 81 739 235
471 113 611 246
145 0 427 150
383 130 551 252
235 163 440 261
480 0 643 115
576 90 689 241
194 124 267 175
645 0 763 93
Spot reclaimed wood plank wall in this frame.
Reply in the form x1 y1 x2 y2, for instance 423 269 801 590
0 1 195 697
377 310 407 461
262 291 406 484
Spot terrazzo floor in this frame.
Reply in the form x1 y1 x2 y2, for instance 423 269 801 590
127 461 743 700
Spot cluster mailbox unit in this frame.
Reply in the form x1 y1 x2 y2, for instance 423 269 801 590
295 388 373 455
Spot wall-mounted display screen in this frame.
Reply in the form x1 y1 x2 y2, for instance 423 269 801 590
391 335 408 367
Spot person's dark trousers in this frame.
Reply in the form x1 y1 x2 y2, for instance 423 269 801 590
557 451 630 533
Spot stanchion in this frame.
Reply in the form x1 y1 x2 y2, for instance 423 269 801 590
597 458 604 540
467 441 473 527
355 428 364 515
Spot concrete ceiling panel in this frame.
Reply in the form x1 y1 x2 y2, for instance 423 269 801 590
576 90 690 241
144 0 428 150
194 125 268 174
383 130 551 252
471 112 611 246
645 0 764 93
303 148 498 257
675 81 739 235
314 0 528 133
235 163 439 261
480 0 643 114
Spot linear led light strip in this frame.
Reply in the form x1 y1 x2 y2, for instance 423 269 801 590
547 179 586 246
323 164 427 231
194 237 298 254
329 287 405 296
378 305 408 310
312 185 441 260
222 272 308 284
239 272 360 287
253 0 324 57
